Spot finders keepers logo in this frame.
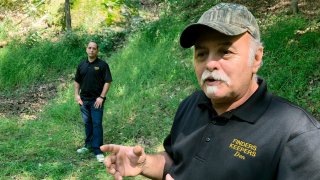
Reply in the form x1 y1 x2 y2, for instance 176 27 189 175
229 138 257 160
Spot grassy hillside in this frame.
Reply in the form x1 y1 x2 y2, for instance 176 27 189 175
0 1 319 179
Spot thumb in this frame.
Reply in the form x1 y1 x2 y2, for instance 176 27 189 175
133 145 143 156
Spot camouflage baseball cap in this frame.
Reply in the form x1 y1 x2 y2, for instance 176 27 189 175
180 3 260 48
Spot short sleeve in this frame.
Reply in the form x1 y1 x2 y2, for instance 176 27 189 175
74 62 82 83
277 129 320 180
104 63 112 83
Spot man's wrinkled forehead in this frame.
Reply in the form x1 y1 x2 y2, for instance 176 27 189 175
194 41 233 50
87 42 98 48
194 29 243 47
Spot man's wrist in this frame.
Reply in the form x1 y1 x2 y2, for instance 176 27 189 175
99 96 106 100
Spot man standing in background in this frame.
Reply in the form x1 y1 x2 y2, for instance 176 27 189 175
74 41 112 162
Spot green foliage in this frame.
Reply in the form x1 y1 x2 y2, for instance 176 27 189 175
0 0 46 16
102 0 140 26
0 0 26 11
0 38 79 92
0 18 12 41
166 0 220 22
0 30 127 92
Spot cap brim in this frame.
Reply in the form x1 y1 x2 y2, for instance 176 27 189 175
179 23 247 48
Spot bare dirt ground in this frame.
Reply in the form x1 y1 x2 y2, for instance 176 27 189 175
0 78 68 119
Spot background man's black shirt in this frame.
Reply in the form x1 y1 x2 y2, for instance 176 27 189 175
75 58 112 100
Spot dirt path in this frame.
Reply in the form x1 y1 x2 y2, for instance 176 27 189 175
0 78 67 119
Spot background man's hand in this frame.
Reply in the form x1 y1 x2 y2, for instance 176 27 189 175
100 144 146 180
94 97 104 108
76 95 83 105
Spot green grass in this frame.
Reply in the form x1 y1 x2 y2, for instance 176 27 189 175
87 16 197 149
260 15 320 117
0 116 110 179
0 3 319 180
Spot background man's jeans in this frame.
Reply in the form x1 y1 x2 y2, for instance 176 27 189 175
80 100 104 155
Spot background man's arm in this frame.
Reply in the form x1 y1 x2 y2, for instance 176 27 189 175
100 82 111 98
95 82 111 108
74 81 83 105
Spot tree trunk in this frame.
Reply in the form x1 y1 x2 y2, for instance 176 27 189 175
291 0 299 14
65 0 72 31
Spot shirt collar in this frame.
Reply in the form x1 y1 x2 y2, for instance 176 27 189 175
197 77 272 123
87 58 99 64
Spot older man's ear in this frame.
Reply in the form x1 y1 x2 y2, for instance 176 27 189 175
252 46 264 74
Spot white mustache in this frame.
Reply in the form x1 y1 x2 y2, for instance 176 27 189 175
201 70 231 86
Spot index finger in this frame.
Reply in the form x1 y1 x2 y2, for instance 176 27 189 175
100 144 121 153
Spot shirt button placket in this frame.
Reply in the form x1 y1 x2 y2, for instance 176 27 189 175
205 121 215 142
196 121 216 159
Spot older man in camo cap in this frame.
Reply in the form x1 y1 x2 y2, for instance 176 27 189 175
100 3 320 180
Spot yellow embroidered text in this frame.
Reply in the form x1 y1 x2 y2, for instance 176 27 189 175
229 139 257 160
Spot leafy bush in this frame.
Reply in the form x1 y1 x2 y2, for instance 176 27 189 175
0 29 128 92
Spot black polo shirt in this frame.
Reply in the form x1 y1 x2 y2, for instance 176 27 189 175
164 78 320 180
75 58 112 100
